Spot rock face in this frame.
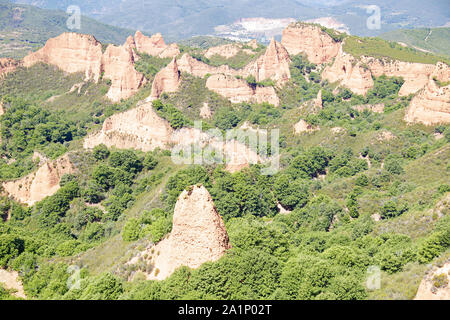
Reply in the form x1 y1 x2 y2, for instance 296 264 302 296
84 102 173 151
206 74 280 106
102 44 147 102
294 119 319 134
323 46 439 97
133 31 180 58
0 58 20 78
242 38 291 85
353 103 385 113
281 22 341 64
23 33 147 102
405 62 450 125
23 33 103 82
0 269 26 299
204 43 243 59
84 102 262 173
2 155 74 206
361 57 436 96
322 48 374 95
148 185 230 280
149 58 181 100
178 53 237 78
415 261 450 300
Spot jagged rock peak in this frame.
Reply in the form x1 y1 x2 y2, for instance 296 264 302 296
148 185 231 280
23 32 104 82
133 31 180 58
0 58 20 79
149 57 181 101
281 22 341 64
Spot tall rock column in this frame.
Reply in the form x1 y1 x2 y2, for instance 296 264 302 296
149 185 231 280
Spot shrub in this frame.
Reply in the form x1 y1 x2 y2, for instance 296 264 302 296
0 234 25 268
122 218 141 242
380 200 409 219
355 174 369 187
93 144 110 161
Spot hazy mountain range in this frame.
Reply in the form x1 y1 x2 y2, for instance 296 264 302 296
12 0 450 40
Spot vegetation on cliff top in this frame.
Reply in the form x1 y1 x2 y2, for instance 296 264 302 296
343 36 450 65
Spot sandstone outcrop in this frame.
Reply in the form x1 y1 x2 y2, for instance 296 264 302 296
361 56 436 96
23 33 103 82
148 185 230 280
133 31 180 58
0 269 26 299
102 44 147 102
323 45 439 97
84 102 262 173
206 74 280 106
281 22 341 64
178 53 237 78
322 49 374 95
23 33 147 102
0 58 20 79
2 154 75 206
148 58 181 100
353 103 385 114
242 38 291 85
405 62 450 125
415 261 450 300
294 119 319 134
84 102 173 151
204 43 243 59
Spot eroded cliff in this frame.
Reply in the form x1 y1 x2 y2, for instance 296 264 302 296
148 185 231 280
2 155 75 206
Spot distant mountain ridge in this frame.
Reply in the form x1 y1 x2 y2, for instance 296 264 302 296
0 0 134 58
380 27 450 57
11 0 450 40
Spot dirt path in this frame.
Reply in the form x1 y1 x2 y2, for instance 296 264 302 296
0 269 26 299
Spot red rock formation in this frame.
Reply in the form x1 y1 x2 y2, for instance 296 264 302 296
405 62 450 125
148 185 230 280
2 155 75 206
148 58 181 100
102 44 147 102
133 31 180 58
84 102 174 151
204 43 245 59
361 56 435 96
84 102 262 173
281 22 341 64
242 38 291 85
178 53 237 78
206 74 280 106
322 48 374 95
415 261 450 300
23 33 147 102
0 58 20 79
294 119 319 134
124 35 139 61
23 33 103 82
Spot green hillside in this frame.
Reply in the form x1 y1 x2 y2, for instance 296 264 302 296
343 36 450 65
380 27 450 57
0 0 134 59
0 46 449 300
